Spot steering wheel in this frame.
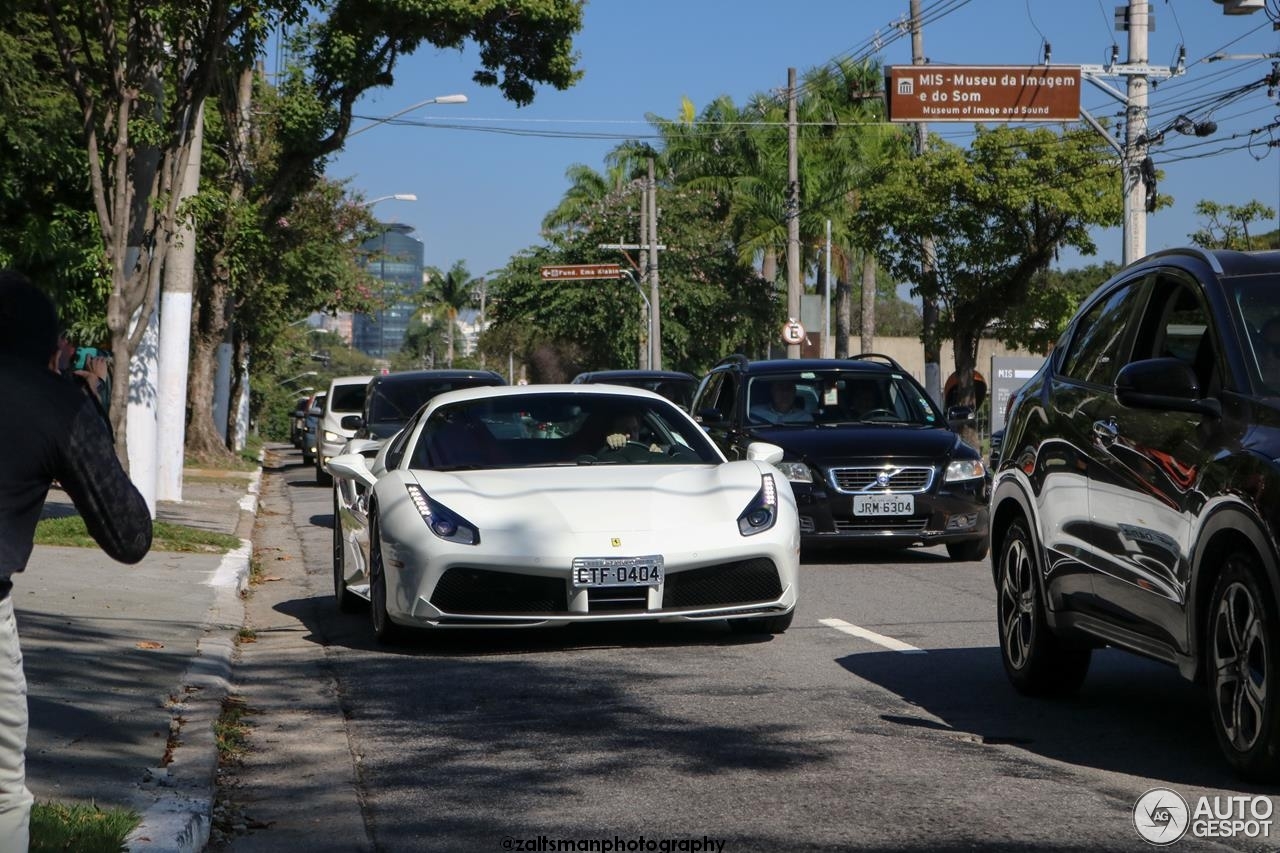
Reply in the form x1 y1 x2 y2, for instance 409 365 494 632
860 408 897 420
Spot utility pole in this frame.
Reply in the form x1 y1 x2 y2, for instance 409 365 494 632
647 157 662 370
1124 0 1150 263
786 67 802 359
910 0 942 405
638 180 650 369
1079 0 1179 265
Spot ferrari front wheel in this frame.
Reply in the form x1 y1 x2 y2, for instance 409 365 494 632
333 490 360 613
368 515 403 644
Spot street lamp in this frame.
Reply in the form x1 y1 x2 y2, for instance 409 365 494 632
348 94 468 138
277 370 318 387
619 269 654 370
362 193 418 207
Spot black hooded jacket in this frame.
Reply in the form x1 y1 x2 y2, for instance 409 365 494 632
0 355 151 596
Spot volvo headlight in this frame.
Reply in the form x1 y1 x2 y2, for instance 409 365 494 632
738 474 779 536
945 458 986 482
773 461 813 484
405 484 480 545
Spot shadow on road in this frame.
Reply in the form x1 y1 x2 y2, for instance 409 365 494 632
837 643 1268 791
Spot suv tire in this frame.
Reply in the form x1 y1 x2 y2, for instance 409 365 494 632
996 516 1090 697
1207 551 1280 781
947 538 988 562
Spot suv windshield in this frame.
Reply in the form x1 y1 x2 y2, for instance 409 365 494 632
746 370 938 427
369 378 499 425
1228 275 1280 395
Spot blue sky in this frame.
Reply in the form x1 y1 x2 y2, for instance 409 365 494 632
326 1 1280 281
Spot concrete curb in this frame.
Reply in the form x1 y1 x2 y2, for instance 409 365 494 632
125 482 258 852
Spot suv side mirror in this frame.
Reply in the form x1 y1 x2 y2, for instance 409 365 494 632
308 406 322 417
696 407 726 427
341 414 364 431
1115 357 1221 417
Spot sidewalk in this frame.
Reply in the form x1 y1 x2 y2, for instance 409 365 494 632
20 464 261 853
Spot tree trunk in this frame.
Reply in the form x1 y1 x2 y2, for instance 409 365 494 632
839 250 858 358
185 257 235 463
860 250 877 355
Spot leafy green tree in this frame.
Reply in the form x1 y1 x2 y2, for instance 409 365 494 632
27 0 584 461
489 181 778 380
0 9 107 335
1190 199 1277 250
862 124 1121 446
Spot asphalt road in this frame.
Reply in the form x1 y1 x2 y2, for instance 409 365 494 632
209 446 1274 852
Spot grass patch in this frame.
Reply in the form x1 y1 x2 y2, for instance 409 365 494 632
35 517 242 553
236 627 257 643
214 695 253 765
30 800 140 853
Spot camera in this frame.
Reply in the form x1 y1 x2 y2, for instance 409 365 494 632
73 346 108 371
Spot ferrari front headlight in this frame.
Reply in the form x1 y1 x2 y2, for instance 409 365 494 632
405 484 480 545
738 474 779 536
945 458 986 482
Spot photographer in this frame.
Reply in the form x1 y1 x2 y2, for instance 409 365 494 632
0 271 151 851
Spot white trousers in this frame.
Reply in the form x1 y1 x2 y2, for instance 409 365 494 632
0 596 30 853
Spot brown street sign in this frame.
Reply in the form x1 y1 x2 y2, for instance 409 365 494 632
539 264 623 281
886 65 1081 123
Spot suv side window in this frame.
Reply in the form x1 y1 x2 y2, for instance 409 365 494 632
1132 274 1219 395
1059 279 1146 386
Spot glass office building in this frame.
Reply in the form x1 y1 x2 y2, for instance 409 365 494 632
353 223 424 359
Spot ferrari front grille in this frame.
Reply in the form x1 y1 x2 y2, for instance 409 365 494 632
431 568 567 614
662 559 782 609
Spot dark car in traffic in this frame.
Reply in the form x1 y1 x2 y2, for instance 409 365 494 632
690 354 989 560
344 368 507 440
990 247 1280 780
571 369 699 410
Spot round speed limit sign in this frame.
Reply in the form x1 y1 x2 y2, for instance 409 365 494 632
781 319 805 345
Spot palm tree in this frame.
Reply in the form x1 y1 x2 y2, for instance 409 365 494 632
798 57 901 356
420 260 477 367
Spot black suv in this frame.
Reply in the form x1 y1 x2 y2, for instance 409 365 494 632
344 369 507 440
571 369 699 410
691 355 989 559
991 247 1280 780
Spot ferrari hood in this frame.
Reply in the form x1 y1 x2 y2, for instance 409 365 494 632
406 463 769 534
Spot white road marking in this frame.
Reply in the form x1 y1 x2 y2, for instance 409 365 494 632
820 617 926 654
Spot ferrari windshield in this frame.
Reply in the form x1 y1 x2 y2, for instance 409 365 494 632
410 392 722 470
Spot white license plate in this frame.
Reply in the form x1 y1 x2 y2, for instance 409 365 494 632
853 494 915 516
572 555 664 587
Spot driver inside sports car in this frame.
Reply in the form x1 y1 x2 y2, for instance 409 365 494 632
604 412 663 454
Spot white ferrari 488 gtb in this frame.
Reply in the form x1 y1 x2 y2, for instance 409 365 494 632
327 384 799 642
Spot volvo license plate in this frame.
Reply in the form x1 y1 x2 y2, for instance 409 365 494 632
853 494 914 516
572 555 664 587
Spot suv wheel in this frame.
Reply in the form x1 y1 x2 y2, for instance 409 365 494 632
1207 552 1280 781
316 455 332 487
997 516 1090 696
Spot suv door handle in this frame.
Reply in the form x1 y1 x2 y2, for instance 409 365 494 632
1092 418 1118 444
